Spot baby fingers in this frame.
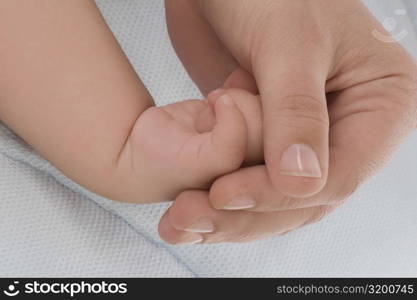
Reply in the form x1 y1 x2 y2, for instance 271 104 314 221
193 93 247 177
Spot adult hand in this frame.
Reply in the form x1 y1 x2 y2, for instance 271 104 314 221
159 0 417 244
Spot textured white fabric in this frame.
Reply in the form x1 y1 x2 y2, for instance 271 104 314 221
0 153 194 277
0 0 416 277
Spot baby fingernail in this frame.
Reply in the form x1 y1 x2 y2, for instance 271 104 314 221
223 196 255 210
219 94 235 107
184 217 214 233
181 233 204 245
280 144 322 178
208 88 226 100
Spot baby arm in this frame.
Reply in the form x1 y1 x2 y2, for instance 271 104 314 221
0 0 157 202
0 1 263 203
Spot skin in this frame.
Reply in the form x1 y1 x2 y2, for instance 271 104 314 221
0 0 259 204
0 0 153 202
125 92 261 202
0 0 415 245
159 0 417 244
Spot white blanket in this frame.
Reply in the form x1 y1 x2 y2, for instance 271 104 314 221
0 0 416 277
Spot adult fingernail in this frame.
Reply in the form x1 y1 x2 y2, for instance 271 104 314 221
280 144 322 178
181 233 204 245
222 196 255 210
184 217 214 233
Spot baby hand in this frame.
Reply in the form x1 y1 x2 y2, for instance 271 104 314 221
123 89 262 202
196 88 263 165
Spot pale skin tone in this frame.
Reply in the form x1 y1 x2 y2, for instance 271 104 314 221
0 0 262 206
159 0 417 244
0 1 416 245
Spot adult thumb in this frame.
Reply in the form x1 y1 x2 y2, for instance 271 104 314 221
255 54 330 197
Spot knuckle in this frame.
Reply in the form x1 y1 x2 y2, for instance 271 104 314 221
233 214 259 242
203 231 252 244
217 146 246 172
305 205 331 225
382 62 417 129
274 95 329 127
212 174 243 200
328 176 362 206
278 228 297 237
174 190 197 207
279 195 298 210
338 178 361 203
401 66 417 128
233 230 256 243
212 134 246 169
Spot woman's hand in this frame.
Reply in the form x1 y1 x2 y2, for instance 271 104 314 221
159 0 417 244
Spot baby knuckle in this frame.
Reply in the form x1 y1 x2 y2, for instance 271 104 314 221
219 146 246 171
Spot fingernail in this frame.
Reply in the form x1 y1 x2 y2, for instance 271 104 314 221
208 88 226 100
184 217 214 233
280 144 322 178
222 196 255 210
181 233 204 245
219 94 234 107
